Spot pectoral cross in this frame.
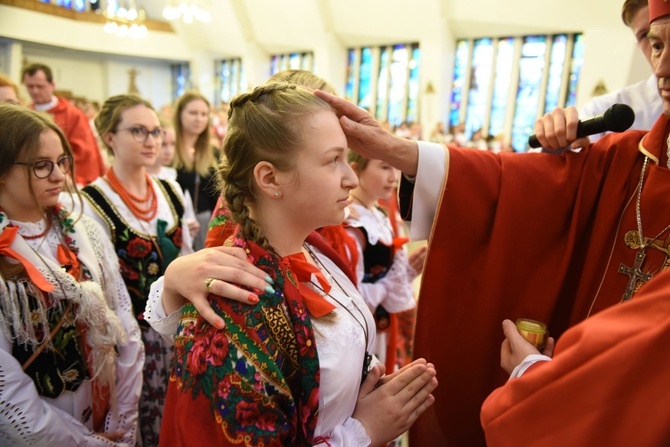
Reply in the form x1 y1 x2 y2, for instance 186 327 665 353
618 249 653 302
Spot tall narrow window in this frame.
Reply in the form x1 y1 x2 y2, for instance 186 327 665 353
216 58 244 105
464 38 494 138
565 34 585 107
511 36 547 152
347 43 420 127
171 63 190 101
449 40 470 128
544 35 568 113
270 52 314 76
406 45 421 124
488 38 515 138
375 47 390 120
345 49 357 102
358 47 373 112
449 33 583 152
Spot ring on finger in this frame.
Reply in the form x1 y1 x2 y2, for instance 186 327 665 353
205 277 216 293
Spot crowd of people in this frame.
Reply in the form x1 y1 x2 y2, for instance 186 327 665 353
1 0 669 444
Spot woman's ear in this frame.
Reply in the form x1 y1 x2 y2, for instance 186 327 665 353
102 132 115 153
254 161 282 199
349 161 359 173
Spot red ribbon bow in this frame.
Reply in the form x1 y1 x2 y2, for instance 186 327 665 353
284 252 336 318
0 226 55 293
57 243 81 280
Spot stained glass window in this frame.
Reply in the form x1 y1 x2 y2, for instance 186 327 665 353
449 40 470 128
406 45 421 124
387 45 410 127
375 47 390 120
511 36 547 152
488 38 515 138
358 47 373 112
345 49 356 102
216 58 243 105
449 33 583 152
464 38 494 139
171 63 191 101
565 34 585 107
270 52 313 76
346 43 420 127
544 35 568 113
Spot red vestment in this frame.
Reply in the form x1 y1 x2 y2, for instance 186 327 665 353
481 268 670 446
33 97 105 185
409 115 670 446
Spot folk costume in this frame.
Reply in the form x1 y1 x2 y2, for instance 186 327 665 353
206 196 360 278
345 202 416 369
0 206 143 446
402 114 670 446
146 231 375 446
80 173 193 446
481 267 670 446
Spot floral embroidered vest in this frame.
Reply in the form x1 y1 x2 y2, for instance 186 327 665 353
81 179 184 327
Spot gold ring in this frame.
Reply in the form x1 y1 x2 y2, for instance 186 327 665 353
205 277 216 293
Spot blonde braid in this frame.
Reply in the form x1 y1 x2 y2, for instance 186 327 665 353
218 82 332 253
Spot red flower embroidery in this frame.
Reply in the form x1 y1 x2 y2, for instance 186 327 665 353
236 401 261 426
205 331 228 367
119 259 139 280
295 325 316 358
217 377 232 399
255 412 278 432
187 337 210 376
172 226 182 247
127 238 153 258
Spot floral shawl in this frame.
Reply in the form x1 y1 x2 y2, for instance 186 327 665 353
162 230 355 447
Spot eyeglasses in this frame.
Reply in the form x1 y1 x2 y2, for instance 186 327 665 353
13 155 73 179
117 126 163 143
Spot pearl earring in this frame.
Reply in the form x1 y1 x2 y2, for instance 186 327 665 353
274 191 282 198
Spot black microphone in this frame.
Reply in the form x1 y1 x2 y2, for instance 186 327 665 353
528 103 635 148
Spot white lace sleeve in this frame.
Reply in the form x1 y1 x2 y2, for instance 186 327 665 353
87 219 144 446
345 229 415 314
0 336 124 447
314 417 371 446
144 276 181 345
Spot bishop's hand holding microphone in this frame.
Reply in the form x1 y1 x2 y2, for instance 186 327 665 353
528 103 635 150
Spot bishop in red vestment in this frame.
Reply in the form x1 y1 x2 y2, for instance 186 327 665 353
316 24 670 439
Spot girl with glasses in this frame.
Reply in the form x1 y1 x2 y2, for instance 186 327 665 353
78 94 194 446
0 104 143 445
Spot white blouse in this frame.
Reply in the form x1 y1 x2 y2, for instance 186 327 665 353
0 216 144 447
346 203 417 315
146 243 376 446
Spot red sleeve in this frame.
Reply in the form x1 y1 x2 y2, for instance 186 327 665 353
409 129 651 446
63 106 105 185
481 269 670 447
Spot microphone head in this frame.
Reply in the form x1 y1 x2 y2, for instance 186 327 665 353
602 103 635 133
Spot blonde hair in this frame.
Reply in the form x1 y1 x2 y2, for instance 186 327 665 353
267 70 337 94
94 94 156 156
172 91 213 176
0 74 19 98
219 83 331 253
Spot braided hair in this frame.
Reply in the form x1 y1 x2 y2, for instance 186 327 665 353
218 82 331 253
